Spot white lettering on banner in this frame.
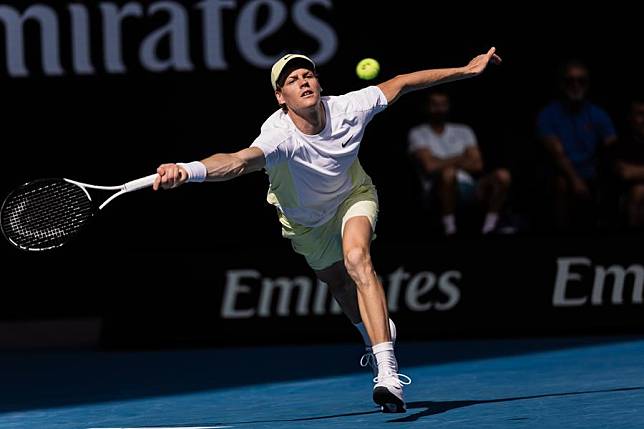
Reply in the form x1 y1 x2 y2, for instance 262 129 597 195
552 257 644 307
401 270 461 311
221 269 258 318
221 266 462 319
258 276 312 317
436 270 461 310
592 264 644 305
100 3 143 74
386 267 409 312
553 257 590 307
140 2 193 72
235 0 287 68
0 0 338 77
405 272 435 311
292 0 336 64
0 5 64 76
198 0 235 70
69 4 93 74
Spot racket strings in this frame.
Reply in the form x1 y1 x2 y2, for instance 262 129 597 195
8 184 88 227
1 180 93 250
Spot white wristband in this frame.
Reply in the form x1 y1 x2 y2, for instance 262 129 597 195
177 161 207 183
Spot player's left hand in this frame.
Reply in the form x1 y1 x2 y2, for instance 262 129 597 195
466 47 502 76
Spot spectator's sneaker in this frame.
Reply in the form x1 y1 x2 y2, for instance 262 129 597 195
496 220 518 234
360 318 397 377
373 364 411 412
491 213 520 235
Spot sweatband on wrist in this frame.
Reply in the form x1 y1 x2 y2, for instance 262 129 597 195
177 161 207 183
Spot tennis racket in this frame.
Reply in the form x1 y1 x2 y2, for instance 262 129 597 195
0 174 158 252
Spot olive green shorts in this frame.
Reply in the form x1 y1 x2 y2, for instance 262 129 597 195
277 183 379 271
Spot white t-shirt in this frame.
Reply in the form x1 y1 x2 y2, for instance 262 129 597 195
407 123 477 159
407 123 478 187
251 86 388 227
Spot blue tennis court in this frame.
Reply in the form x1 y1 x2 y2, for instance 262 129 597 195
2 335 643 429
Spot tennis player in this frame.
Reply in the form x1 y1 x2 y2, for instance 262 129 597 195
153 47 501 412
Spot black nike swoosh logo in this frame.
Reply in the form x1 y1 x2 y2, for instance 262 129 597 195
341 134 354 148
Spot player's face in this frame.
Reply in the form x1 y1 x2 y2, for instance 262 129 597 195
275 68 321 112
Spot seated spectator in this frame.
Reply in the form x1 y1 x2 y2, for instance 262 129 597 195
615 98 644 229
537 59 617 232
408 90 512 236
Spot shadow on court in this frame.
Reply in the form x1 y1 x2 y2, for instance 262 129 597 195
0 335 641 413
391 387 644 423
168 386 644 426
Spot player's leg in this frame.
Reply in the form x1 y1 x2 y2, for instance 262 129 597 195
315 261 397 376
315 261 361 323
343 216 410 412
343 216 389 344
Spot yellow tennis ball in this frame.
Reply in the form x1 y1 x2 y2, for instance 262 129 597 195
356 58 380 80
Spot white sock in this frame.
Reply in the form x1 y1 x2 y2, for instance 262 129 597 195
372 341 398 374
442 214 456 235
354 322 371 348
482 212 499 234
354 319 397 350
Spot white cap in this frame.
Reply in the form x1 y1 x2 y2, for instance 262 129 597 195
270 54 316 90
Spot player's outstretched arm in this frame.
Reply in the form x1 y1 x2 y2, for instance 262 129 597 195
378 47 502 104
202 147 266 182
153 147 265 190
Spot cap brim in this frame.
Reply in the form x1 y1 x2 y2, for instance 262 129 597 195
275 58 316 89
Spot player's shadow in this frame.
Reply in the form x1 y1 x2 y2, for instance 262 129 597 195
391 386 644 423
215 386 643 425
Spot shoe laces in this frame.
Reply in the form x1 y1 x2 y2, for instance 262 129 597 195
373 372 412 385
373 354 411 385
360 352 375 368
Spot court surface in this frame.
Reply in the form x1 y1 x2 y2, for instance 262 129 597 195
1 335 643 429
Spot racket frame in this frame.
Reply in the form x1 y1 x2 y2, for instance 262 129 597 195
1 174 158 251
65 174 157 210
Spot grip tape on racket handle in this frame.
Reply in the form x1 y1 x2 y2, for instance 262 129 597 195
123 174 159 192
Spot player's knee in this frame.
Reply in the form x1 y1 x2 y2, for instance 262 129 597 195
344 247 372 277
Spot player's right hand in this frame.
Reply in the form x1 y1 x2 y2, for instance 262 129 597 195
153 163 188 190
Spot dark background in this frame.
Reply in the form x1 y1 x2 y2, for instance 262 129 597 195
0 1 642 346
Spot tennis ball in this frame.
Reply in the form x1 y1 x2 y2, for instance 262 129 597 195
356 58 380 80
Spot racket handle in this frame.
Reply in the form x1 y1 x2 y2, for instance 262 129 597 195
123 174 159 192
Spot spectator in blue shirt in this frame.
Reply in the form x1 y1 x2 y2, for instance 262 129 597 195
537 60 617 231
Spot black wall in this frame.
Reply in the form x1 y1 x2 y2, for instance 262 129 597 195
0 1 642 346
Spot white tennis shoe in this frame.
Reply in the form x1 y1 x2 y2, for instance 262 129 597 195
373 368 412 413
